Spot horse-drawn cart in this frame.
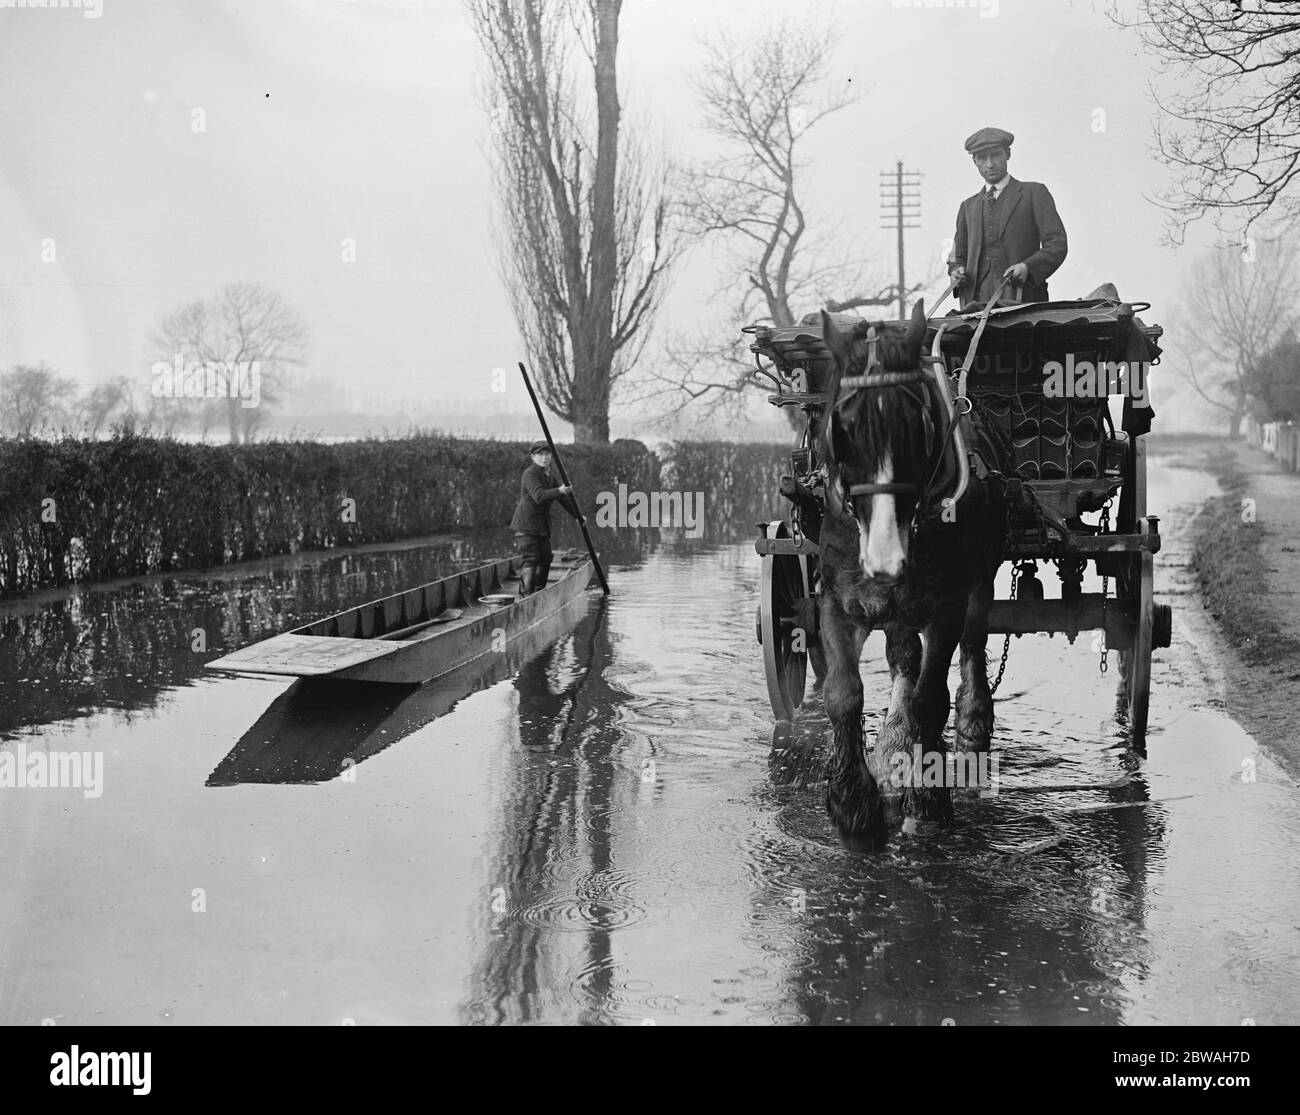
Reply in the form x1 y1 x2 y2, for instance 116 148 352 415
746 294 1172 744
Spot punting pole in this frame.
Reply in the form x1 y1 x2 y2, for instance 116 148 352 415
517 361 611 596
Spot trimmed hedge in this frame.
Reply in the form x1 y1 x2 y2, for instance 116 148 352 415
0 434 800 596
0 434 662 596
662 441 791 533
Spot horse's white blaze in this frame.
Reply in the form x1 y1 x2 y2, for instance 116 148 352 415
859 454 906 579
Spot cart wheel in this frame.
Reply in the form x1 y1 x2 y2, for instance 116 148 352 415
759 521 810 721
1116 530 1155 743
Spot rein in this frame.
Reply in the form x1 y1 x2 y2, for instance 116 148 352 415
831 278 1013 519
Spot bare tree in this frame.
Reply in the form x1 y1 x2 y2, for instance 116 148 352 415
1175 239 1300 436
1246 329 1300 422
135 389 187 439
78 376 137 438
0 363 78 437
1109 1 1300 240
153 282 308 444
643 20 935 427
467 0 677 443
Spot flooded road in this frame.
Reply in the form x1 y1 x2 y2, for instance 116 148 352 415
2 449 1299 1025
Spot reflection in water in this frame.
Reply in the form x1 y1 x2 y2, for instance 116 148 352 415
455 541 1191 1026
0 530 647 739
4 455 1300 1026
763 708 1162 1024
461 600 630 1025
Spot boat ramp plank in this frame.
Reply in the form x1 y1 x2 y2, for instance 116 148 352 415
206 634 404 677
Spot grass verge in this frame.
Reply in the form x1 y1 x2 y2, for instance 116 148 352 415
1189 445 1300 667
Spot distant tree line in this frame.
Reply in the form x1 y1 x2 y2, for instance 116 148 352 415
0 282 307 443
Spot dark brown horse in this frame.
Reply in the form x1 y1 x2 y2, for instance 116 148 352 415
818 301 1008 850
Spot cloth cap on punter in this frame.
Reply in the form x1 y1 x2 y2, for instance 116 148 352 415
528 439 551 454
964 126 1014 155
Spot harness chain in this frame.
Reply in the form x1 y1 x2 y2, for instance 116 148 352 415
1098 498 1112 675
989 565 1015 696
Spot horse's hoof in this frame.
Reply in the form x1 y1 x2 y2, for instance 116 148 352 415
954 733 992 754
827 787 887 853
838 824 888 853
899 814 946 839
902 786 953 825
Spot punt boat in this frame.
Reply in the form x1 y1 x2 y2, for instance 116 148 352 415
203 553 596 685
207 590 601 785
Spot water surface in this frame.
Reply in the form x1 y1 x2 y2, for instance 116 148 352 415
1 454 1297 1025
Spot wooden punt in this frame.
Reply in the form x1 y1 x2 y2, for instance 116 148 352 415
203 554 596 685
207 590 600 785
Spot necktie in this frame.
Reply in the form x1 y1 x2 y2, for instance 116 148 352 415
985 186 997 207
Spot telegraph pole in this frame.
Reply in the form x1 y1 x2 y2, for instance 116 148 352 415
879 161 922 320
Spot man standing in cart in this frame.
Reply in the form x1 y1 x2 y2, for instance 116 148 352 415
948 127 1068 307
511 439 582 597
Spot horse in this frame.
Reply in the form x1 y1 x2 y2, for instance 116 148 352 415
817 300 1009 851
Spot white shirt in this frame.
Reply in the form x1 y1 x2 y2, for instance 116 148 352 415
985 174 1011 200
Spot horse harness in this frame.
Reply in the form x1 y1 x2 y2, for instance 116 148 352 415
826 318 1072 551
829 324 974 527
827 277 1052 538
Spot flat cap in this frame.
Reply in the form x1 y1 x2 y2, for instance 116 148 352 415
964 126 1014 154
528 439 551 454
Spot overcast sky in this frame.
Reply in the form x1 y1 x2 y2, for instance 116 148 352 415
0 0 1226 434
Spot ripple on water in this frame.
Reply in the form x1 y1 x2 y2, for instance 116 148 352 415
516 867 653 931
14 507 1300 1027
585 977 697 1025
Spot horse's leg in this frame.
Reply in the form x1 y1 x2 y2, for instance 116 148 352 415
821 600 884 850
884 622 921 691
903 612 962 824
955 575 996 754
810 646 828 690
869 623 921 794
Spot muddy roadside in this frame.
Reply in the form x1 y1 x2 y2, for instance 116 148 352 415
1166 435 1300 776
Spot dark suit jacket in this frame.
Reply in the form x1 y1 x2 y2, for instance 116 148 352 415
509 462 580 534
949 177 1068 303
